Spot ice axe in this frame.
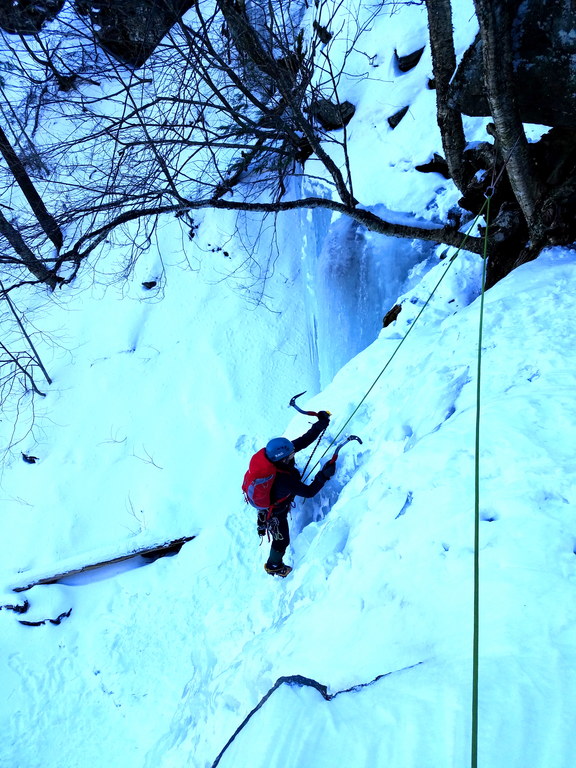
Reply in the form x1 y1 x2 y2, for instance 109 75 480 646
290 390 333 477
326 435 363 467
289 390 331 419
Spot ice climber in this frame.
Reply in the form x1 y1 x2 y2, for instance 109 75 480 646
258 411 334 577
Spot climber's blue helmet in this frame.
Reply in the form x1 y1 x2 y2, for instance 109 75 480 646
265 437 295 462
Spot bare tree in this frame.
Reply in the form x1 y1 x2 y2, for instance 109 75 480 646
2 0 571 452
7 0 574 293
424 0 576 286
0 0 486 292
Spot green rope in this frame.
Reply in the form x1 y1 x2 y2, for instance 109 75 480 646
303 196 493 764
471 194 491 768
304 193 492 766
304 198 489 480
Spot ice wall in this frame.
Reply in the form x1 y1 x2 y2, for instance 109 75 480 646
303 210 430 387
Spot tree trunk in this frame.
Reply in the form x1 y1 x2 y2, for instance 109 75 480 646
473 0 543 225
425 0 467 192
0 211 59 288
0 126 63 251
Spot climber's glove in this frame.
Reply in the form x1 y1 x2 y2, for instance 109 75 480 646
320 461 336 480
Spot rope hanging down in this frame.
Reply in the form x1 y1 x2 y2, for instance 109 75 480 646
302 184 494 766
471 192 491 768
304 197 489 480
298 190 495 765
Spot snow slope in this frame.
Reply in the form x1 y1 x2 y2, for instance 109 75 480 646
202 247 576 768
1 2 575 768
3 245 576 768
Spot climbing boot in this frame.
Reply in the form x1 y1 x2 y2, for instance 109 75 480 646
264 562 292 578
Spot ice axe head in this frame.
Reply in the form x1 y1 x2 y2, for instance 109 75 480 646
330 434 362 463
289 391 320 417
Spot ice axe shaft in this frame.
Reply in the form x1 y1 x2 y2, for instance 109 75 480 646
328 435 362 464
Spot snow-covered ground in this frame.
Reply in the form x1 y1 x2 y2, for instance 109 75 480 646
2 2 575 767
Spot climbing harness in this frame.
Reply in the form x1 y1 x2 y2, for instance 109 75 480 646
266 516 283 542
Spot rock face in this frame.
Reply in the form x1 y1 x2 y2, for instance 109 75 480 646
0 0 64 34
388 105 409 129
74 0 196 67
450 0 576 127
395 46 425 73
0 0 195 67
308 99 356 130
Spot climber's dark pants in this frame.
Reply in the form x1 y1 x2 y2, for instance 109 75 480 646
268 510 290 561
